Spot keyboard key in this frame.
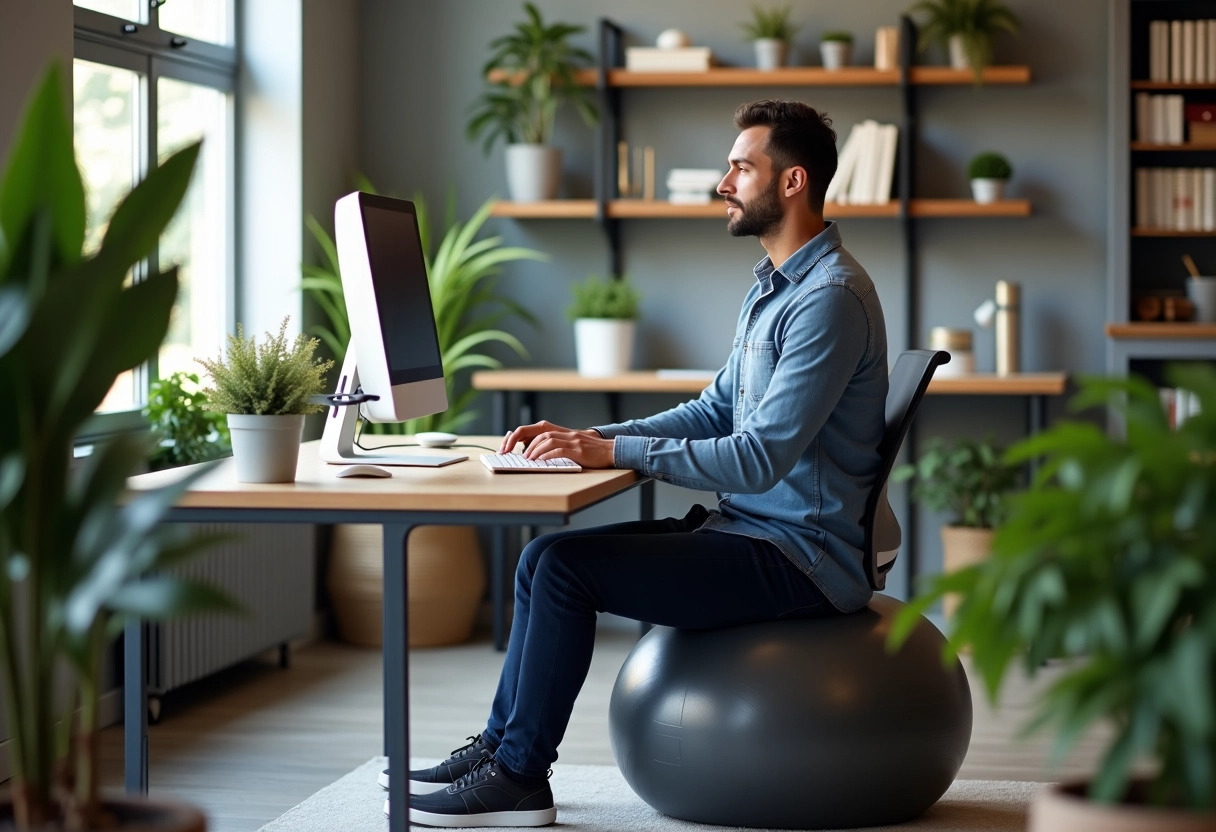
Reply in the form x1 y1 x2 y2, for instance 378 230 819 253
480 453 583 473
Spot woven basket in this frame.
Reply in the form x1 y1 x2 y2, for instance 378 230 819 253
327 524 486 647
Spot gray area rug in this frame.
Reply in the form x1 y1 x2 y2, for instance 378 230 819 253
258 757 1041 831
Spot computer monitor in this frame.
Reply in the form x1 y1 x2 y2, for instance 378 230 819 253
319 191 462 467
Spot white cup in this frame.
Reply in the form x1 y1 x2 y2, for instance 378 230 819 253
1187 277 1216 323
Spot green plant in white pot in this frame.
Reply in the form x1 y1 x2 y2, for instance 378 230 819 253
0 61 237 831
909 0 1020 82
467 1 598 202
891 435 1020 618
740 4 800 70
819 31 854 70
568 274 641 377
891 369 1216 832
967 151 1012 204
197 317 333 483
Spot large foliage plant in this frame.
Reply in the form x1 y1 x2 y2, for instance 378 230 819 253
891 435 1020 528
909 0 1019 81
891 368 1216 810
466 1 598 153
303 189 543 435
0 63 237 829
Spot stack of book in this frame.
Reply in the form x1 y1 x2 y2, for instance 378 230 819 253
625 47 713 72
1148 18 1216 83
1135 93 1187 145
666 169 723 204
825 120 899 206
1135 167 1216 231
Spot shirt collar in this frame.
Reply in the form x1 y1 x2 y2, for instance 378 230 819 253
752 221 842 288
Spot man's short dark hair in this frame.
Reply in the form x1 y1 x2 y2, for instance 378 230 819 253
733 100 837 213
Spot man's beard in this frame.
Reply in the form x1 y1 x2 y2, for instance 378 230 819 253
726 176 784 238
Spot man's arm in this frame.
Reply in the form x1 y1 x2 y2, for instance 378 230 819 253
593 362 735 440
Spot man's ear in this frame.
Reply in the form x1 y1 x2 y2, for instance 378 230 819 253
783 166 809 199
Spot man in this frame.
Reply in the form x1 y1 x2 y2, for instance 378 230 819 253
402 99 889 828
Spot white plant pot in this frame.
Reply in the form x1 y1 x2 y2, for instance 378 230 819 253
505 143 561 202
227 413 305 483
970 178 1006 204
819 41 852 70
948 33 970 70
753 38 787 70
574 318 635 377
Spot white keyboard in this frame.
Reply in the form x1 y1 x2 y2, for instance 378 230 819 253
480 453 582 473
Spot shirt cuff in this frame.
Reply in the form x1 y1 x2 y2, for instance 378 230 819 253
613 434 649 471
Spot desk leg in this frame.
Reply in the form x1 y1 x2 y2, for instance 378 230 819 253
492 526 509 652
123 620 148 794
492 390 509 435
384 522 414 832
1026 394 1047 479
637 480 656 638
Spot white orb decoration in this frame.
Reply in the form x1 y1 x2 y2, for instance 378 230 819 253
656 29 691 49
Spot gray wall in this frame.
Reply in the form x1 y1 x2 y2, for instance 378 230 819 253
356 0 1110 595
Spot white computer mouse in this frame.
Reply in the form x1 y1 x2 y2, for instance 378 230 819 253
335 464 393 478
415 431 459 449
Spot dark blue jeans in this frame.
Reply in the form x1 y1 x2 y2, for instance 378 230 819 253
481 505 838 779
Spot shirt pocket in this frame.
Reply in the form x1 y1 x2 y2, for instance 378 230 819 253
744 340 776 404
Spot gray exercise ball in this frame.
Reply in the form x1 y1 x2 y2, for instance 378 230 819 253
609 594 972 829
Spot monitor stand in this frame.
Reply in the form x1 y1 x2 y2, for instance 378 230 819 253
319 355 468 468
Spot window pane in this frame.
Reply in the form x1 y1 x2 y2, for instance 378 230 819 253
75 0 143 22
159 0 234 47
157 77 231 381
74 58 142 413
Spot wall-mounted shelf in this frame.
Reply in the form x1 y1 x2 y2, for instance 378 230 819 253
1130 80 1216 90
1130 142 1216 151
490 198 1031 220
1106 322 1216 339
490 65 1030 88
1130 227 1216 237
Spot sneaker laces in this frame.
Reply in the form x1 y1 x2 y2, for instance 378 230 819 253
450 734 486 760
451 755 497 790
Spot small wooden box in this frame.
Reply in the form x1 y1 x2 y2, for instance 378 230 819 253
1186 103 1216 144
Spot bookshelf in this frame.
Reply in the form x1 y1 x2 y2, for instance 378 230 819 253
489 198 1032 220
1108 0 1216 377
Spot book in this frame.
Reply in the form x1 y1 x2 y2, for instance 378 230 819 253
872 124 899 204
847 120 880 205
1135 168 1149 228
1193 168 1205 230
1171 20 1183 82
1209 20 1216 82
825 123 861 204
1135 92 1150 143
1167 95 1184 145
1198 18 1208 83
1150 21 1168 81
1183 20 1196 84
667 191 712 205
625 47 712 72
874 26 899 71
1205 168 1216 231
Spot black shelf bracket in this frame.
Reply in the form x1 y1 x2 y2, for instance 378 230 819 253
596 18 625 276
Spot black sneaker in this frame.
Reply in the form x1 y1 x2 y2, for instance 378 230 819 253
405 757 556 828
378 733 496 794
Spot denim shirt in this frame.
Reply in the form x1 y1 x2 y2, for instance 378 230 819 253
593 222 888 612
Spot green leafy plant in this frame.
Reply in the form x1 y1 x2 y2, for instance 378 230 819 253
303 191 544 434
891 435 1020 528
466 1 599 154
567 275 641 321
740 5 800 42
909 0 1019 80
197 317 333 416
967 151 1013 180
145 371 231 470
0 62 237 829
892 368 1216 810
820 30 854 44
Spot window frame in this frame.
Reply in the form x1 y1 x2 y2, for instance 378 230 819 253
73 2 239 442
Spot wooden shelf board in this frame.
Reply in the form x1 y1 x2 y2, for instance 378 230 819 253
1106 323 1216 339
489 200 597 218
490 199 1032 220
1130 227 1216 237
910 199 1031 217
489 65 1030 89
1130 142 1216 151
1131 80 1216 90
927 372 1067 396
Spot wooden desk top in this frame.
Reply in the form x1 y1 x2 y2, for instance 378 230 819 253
471 369 1069 397
126 438 640 515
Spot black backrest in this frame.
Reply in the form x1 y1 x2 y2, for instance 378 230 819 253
861 349 951 591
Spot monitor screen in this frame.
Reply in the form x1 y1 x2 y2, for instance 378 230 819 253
358 197 443 386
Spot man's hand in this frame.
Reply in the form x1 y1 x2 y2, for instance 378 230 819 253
501 420 616 468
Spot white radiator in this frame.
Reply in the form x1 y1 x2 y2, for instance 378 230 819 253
146 523 316 697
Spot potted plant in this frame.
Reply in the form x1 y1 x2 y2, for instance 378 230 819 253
196 317 333 484
568 274 641 377
145 371 232 471
740 4 800 70
0 62 236 830
909 0 1020 81
303 191 544 647
819 31 854 71
967 151 1013 203
891 369 1216 831
467 1 599 202
891 435 1020 618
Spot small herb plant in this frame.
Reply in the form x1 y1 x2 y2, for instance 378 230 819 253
198 317 334 416
891 435 1020 528
967 151 1013 180
145 371 231 470
821 31 854 44
567 275 641 321
740 5 800 43
909 0 1020 80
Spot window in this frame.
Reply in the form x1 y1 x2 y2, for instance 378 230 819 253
73 1 237 432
